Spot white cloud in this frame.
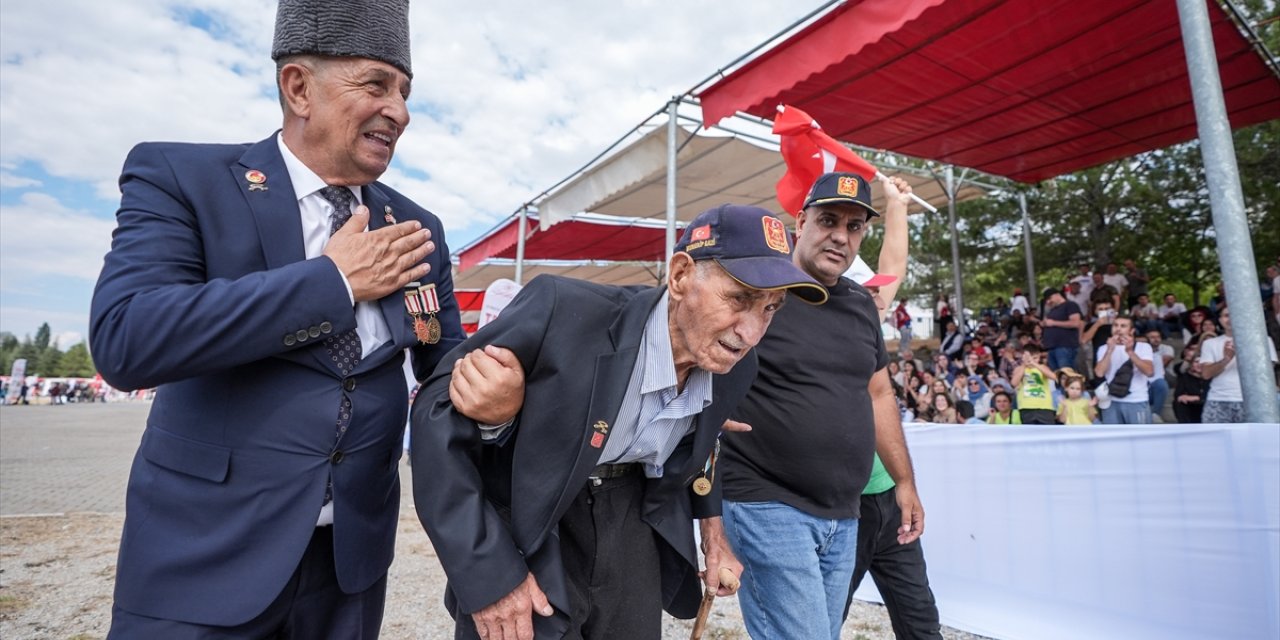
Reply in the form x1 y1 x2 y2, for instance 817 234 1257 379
0 192 115 285
0 0 820 339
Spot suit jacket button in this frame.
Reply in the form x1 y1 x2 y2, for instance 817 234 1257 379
284 333 297 346
343 378 357 392
309 325 322 338
330 450 344 464
295 329 309 342
320 321 333 334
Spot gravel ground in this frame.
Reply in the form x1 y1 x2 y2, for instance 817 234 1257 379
0 404 986 639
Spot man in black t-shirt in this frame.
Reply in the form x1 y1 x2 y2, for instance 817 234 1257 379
1041 288 1084 371
704 172 923 640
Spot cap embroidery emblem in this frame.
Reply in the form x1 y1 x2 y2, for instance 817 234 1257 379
690 225 712 242
762 216 790 255
837 176 859 197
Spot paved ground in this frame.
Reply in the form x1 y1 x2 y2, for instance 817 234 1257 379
0 403 981 639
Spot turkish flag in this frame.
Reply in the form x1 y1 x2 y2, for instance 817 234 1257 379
773 104 878 214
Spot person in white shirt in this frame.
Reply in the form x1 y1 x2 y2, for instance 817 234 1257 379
1102 263 1129 301
1198 306 1279 423
1010 288 1030 315
1158 293 1187 338
1094 315 1154 424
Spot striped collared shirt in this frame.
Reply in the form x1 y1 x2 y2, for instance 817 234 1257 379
599 291 714 478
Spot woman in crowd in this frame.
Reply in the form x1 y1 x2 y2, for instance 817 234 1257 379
961 374 993 420
987 390 1022 425
1172 352 1210 423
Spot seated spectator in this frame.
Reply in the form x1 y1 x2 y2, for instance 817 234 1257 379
1172 357 1209 423
1089 272 1121 312
1183 306 1212 344
1130 294 1159 334
1081 299 1117 368
924 392 961 424
932 353 957 384
961 375 992 420
1145 329 1174 422
987 390 1022 425
1158 293 1187 337
939 319 965 359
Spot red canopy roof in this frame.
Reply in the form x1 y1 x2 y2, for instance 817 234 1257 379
455 214 672 273
699 0 1280 183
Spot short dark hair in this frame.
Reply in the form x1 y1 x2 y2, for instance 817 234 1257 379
1023 342 1043 355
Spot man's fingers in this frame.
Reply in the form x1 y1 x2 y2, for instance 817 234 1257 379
484 345 522 369
721 419 752 433
527 573 554 617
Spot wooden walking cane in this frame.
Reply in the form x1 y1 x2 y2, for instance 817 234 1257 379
689 567 740 640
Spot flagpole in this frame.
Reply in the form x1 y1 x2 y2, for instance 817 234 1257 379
876 171 938 213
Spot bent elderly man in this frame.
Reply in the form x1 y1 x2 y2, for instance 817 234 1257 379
90 1 468 637
411 204 828 640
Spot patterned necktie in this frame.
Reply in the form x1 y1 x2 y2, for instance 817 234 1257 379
317 186 362 458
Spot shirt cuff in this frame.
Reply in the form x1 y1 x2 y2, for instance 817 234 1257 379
337 269 355 306
478 417 516 441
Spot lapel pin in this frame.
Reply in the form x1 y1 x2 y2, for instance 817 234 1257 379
384 205 396 224
245 169 268 192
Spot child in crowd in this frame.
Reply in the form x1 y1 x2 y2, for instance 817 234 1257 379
1057 375 1098 425
1012 343 1057 424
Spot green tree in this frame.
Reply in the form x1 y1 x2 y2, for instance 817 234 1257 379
33 323 51 352
58 342 96 378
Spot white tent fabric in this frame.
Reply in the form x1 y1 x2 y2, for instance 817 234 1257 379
451 259 663 291
537 125 986 229
856 423 1280 640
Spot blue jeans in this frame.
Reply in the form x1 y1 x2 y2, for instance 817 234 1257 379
1148 378 1169 419
1048 346 1077 372
1101 400 1152 424
723 500 859 640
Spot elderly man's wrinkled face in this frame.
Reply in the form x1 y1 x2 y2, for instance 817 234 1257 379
668 259 786 375
794 203 869 286
302 57 411 185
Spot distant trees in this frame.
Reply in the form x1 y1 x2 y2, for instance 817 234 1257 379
0 323 97 378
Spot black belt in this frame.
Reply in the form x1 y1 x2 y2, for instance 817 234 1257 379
589 462 641 483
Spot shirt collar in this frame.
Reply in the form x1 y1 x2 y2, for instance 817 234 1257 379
640 292 714 408
276 133 363 206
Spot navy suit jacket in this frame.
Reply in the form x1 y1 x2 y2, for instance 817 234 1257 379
90 135 465 626
410 276 757 635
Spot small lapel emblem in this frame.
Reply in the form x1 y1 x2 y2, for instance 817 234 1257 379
590 432 605 448
384 205 396 224
245 169 268 192
593 420 609 434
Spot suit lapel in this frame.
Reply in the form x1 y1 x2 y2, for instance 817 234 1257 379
234 135 306 270
361 184 409 350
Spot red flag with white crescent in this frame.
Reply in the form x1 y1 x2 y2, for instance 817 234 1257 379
773 104 878 214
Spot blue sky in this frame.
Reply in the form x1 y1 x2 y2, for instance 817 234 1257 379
0 0 817 348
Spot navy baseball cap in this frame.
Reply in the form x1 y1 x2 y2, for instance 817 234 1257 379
675 204 828 304
802 172 880 217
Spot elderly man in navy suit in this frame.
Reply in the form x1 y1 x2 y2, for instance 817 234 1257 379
89 1 492 637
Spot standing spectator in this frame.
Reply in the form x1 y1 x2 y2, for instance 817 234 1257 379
993 297 1011 318
1010 288 1030 316
1145 329 1174 422
1198 306 1279 423
1056 375 1097 425
1066 280 1092 322
1124 259 1150 308
1209 282 1227 318
1012 343 1057 425
1172 351 1210 423
987 391 1021 425
895 299 913 356
935 293 952 340
1081 299 1118 368
1090 272 1121 312
1041 288 1084 371
1158 293 1187 338
1103 263 1129 303
1268 264 1280 324
1094 315 1155 424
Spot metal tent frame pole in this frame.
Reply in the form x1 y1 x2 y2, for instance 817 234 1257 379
946 165 966 330
665 98 679 262
1175 0 1279 422
1020 192 1037 308
514 206 528 285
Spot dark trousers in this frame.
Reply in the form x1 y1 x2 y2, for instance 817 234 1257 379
1020 408 1057 425
843 487 942 640
560 467 662 640
108 525 386 639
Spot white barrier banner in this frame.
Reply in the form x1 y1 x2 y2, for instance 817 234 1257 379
854 423 1279 640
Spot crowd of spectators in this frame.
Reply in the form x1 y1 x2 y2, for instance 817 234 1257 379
0 377 150 405
891 258 1280 425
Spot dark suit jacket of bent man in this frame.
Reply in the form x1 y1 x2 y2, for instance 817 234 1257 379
410 275 757 635
89 135 465 626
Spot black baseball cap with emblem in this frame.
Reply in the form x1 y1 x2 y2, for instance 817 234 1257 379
802 172 880 218
675 204 828 304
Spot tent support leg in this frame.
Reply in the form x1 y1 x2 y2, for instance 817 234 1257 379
515 206 528 285
1176 0 1279 422
946 165 966 331
1020 192 1037 309
665 98 679 267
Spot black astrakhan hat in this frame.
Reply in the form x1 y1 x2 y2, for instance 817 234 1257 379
272 0 413 78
